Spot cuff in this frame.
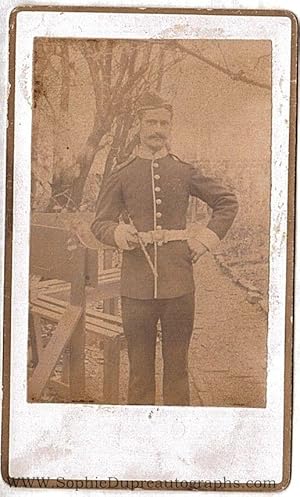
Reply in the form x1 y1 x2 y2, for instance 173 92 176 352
187 223 220 252
114 224 134 251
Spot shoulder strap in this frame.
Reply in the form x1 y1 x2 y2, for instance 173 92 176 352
168 153 192 166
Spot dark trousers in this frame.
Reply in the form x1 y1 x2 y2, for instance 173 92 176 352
121 293 195 406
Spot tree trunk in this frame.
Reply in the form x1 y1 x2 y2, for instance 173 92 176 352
47 45 72 211
70 125 109 206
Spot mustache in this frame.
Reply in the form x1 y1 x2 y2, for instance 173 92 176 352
148 133 166 140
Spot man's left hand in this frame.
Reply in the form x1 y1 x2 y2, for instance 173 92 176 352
188 239 208 264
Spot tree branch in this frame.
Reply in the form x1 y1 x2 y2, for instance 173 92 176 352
102 40 113 106
170 41 271 91
80 45 103 111
114 43 153 107
111 48 130 98
253 52 272 71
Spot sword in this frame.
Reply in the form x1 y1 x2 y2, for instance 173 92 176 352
126 214 158 278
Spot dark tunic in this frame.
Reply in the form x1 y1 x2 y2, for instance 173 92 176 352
91 153 238 299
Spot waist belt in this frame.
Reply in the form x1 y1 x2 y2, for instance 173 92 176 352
139 229 189 246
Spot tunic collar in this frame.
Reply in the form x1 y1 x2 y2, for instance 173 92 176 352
136 144 169 160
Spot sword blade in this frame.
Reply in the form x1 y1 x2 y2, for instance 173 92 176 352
127 214 158 278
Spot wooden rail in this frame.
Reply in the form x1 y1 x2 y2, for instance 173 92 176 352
28 222 123 404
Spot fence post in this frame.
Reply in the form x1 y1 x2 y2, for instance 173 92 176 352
69 245 87 402
103 248 118 315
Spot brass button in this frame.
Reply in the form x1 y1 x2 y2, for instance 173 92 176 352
156 199 162 205
157 241 163 247
153 162 159 168
157 225 162 230
156 212 162 218
154 174 160 180
155 187 161 192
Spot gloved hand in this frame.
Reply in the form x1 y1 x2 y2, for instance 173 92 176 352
114 223 140 250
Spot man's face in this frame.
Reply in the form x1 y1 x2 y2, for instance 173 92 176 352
138 108 172 152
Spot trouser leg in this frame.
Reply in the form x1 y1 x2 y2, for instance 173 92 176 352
160 293 195 406
121 297 159 405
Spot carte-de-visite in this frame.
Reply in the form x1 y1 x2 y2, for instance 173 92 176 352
3 7 296 491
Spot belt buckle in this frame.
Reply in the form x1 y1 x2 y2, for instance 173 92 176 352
152 230 164 244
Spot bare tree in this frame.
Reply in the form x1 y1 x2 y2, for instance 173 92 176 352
32 39 270 212
40 40 183 210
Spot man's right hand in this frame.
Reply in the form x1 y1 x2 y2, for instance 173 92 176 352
114 223 140 250
125 225 140 249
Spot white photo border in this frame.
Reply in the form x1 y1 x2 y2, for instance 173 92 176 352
8 9 292 484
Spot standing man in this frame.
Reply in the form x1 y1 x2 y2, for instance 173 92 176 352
91 92 238 406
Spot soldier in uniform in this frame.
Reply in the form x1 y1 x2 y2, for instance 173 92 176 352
91 92 239 406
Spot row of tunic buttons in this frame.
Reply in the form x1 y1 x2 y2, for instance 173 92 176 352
153 162 163 245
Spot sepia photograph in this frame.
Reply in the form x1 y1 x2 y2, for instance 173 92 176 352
28 37 271 408
2 7 296 489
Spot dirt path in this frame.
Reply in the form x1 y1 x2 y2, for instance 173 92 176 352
188 253 267 407
85 252 267 407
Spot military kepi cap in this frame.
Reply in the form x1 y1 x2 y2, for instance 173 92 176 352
136 91 173 114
